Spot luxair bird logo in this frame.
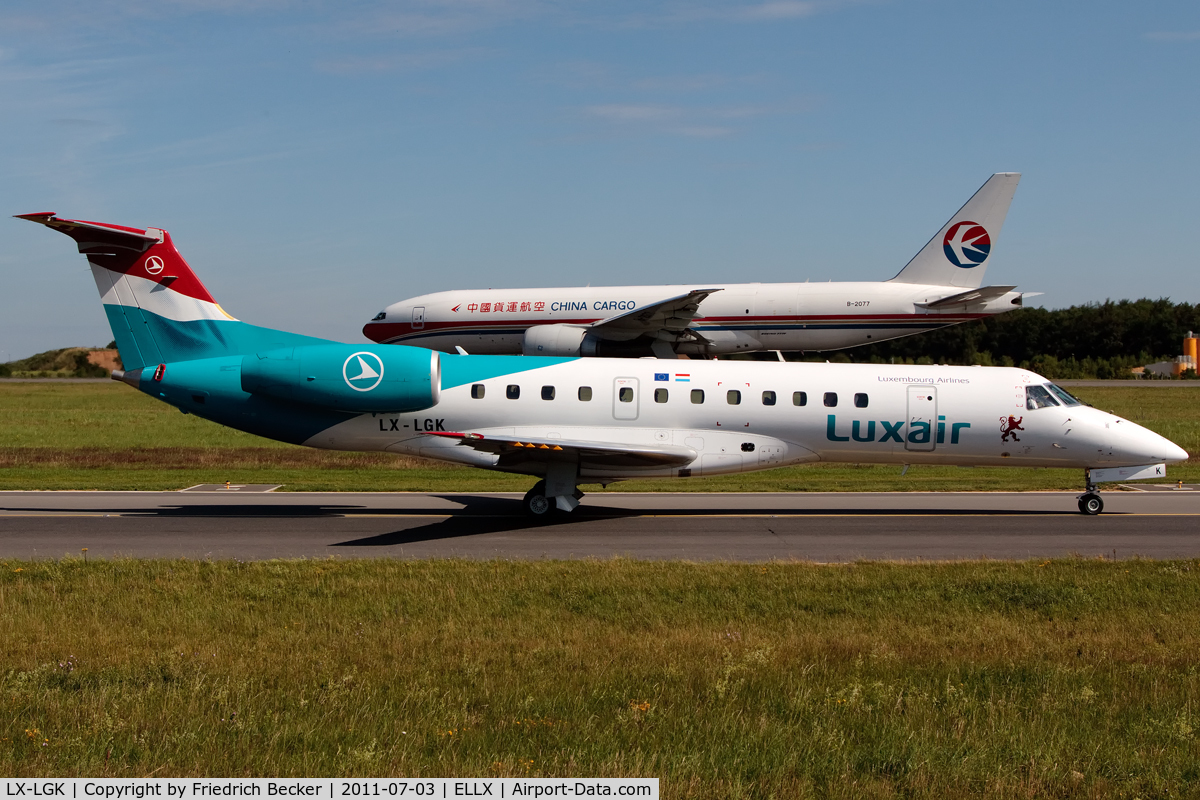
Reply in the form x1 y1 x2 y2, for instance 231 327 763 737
942 221 991 268
343 352 385 392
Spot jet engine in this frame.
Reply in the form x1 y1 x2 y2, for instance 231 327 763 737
241 344 439 413
522 324 666 357
522 324 597 357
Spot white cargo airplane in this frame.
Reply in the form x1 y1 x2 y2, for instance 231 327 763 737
20 211 1188 519
364 173 1032 358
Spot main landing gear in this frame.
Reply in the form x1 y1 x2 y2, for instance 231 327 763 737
1077 469 1104 515
523 481 555 517
520 472 585 522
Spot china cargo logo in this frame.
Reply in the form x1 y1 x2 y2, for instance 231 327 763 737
942 221 991 268
465 301 543 313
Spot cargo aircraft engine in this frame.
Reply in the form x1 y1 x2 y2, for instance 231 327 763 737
521 323 662 358
522 324 595 357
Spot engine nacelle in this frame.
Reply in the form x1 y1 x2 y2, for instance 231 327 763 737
522 324 598 357
522 324 676 358
241 344 439 413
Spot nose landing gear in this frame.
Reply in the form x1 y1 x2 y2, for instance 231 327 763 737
1077 469 1104 515
1078 493 1104 515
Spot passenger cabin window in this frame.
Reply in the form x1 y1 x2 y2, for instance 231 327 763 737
1026 385 1060 410
727 390 741 405
470 384 485 399
541 386 555 401
854 393 869 408
762 391 776 406
691 389 705 404
793 391 807 407
654 388 668 403
824 392 838 408
506 385 520 400
619 387 634 403
578 386 592 401
1046 383 1083 406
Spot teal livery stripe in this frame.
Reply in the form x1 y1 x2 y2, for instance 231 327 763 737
104 304 575 381
138 356 352 446
104 303 334 368
104 303 577 444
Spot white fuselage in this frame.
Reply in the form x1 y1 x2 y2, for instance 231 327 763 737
362 281 1024 356
305 359 1186 482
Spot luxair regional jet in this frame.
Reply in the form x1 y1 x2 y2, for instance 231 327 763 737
364 173 1034 358
19 212 1186 517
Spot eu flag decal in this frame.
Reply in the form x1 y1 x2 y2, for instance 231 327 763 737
654 373 669 382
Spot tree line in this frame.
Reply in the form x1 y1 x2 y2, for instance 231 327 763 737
818 298 1200 379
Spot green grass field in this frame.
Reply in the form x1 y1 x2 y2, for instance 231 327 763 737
0 382 1195 492
4 386 1200 792
2 558 1199 795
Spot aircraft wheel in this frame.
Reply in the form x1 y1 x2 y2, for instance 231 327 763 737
1078 493 1103 516
523 480 556 519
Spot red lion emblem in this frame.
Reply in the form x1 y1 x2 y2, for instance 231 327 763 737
1000 415 1024 442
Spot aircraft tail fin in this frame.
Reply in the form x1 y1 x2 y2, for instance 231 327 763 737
889 173 1020 288
17 213 319 371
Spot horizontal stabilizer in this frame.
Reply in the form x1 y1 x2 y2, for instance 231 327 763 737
919 285 1017 308
15 212 162 253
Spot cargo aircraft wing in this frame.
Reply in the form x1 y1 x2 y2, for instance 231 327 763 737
424 431 697 470
586 288 720 344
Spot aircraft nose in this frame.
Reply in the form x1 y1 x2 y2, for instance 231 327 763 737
362 321 386 342
1116 421 1190 464
1164 439 1191 464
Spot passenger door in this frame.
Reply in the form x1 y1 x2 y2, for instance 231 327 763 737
905 385 937 452
412 306 425 330
613 377 639 420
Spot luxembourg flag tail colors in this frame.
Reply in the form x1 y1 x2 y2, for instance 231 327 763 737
19 211 1188 517
15 213 328 369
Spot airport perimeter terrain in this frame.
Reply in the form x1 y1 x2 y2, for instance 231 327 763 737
1 558 1200 796
0 381 1196 492
3 382 1199 794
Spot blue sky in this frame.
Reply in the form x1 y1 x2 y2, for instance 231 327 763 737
2 0 1198 359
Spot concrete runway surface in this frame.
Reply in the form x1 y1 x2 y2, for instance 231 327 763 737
2 490 1199 562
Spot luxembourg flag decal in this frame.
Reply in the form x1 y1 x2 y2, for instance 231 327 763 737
674 373 691 382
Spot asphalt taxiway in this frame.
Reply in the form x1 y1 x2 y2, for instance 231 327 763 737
2 490 1199 562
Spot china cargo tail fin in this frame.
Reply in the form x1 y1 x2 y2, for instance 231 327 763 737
889 172 1020 288
17 213 322 371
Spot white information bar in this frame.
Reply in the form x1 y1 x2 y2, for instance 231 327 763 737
1091 463 1166 483
0 780 658 800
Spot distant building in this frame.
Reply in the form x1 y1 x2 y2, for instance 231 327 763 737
1142 332 1198 377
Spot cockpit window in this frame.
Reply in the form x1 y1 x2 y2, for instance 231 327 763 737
1025 385 1060 410
1045 383 1083 407
371 311 386 321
